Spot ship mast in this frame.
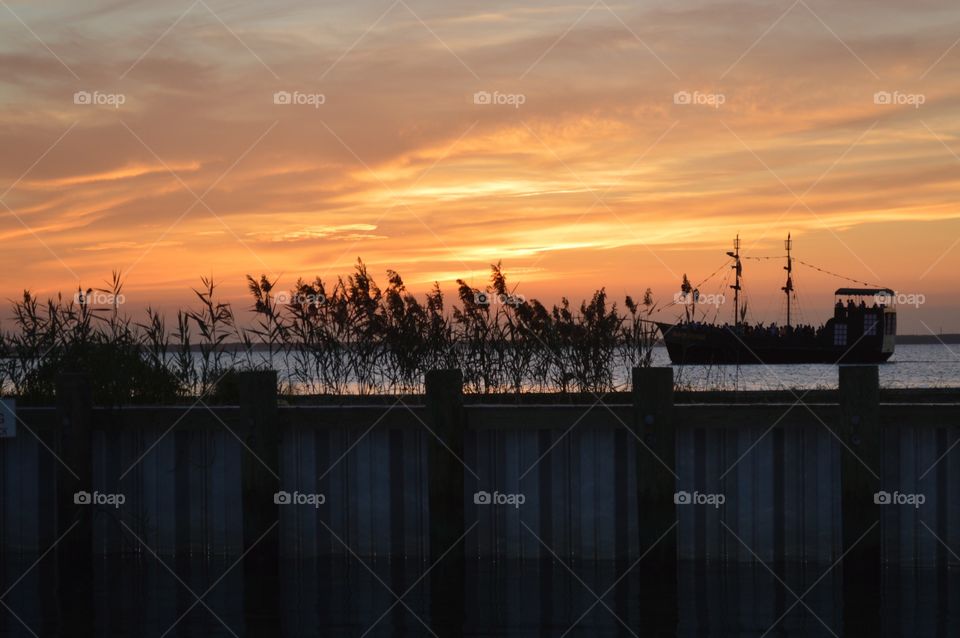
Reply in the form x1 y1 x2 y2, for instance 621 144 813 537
782 233 793 328
726 235 742 326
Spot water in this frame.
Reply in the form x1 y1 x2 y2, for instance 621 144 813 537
219 343 960 393
652 343 960 392
4 343 957 397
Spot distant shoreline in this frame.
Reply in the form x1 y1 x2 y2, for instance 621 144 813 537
188 335 960 351
896 334 960 344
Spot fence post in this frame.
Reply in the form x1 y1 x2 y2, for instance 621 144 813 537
633 366 678 635
837 365 881 635
633 367 677 549
55 372 93 636
237 370 280 633
838 365 881 543
425 369 465 634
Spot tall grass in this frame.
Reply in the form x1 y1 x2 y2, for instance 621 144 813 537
1 273 181 404
0 261 660 402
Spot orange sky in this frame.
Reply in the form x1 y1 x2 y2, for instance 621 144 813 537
2 0 960 332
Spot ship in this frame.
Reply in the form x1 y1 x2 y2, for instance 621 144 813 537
656 235 896 364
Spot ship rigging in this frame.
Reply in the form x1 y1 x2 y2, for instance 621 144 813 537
656 235 896 365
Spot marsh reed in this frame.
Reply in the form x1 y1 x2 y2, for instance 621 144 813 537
0 261 660 402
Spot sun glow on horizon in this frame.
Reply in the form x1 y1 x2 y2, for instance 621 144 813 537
1 0 959 331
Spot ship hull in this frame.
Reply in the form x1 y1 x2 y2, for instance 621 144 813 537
656 322 894 365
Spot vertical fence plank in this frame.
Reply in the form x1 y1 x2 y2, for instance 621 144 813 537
949 429 960 568
596 427 616 561
372 427 390 559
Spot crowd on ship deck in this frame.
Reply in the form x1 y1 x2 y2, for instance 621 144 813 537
835 298 884 320
680 320 823 339
680 297 885 338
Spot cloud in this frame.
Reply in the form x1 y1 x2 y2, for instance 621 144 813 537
248 223 385 242
1 0 959 331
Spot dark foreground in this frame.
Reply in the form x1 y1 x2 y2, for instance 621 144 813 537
1 555 957 637
4 366 960 636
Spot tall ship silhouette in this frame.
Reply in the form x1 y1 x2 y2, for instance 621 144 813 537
656 235 896 364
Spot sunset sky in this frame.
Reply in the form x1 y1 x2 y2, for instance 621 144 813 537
2 0 960 332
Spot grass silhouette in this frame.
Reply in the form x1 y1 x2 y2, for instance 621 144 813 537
1 261 659 403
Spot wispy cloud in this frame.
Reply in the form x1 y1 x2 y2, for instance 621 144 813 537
1 0 959 329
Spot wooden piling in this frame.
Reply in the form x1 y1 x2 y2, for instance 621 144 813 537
55 373 93 636
633 366 678 635
837 365 881 636
425 369 466 634
837 365 881 547
237 370 280 633
633 367 677 548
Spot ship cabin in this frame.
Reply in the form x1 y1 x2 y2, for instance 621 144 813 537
831 287 897 354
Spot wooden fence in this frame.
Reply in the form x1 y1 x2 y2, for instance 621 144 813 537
1 367 959 568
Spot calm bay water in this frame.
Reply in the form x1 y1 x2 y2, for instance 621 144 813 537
7 343 953 396
653 343 960 391
243 343 960 393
